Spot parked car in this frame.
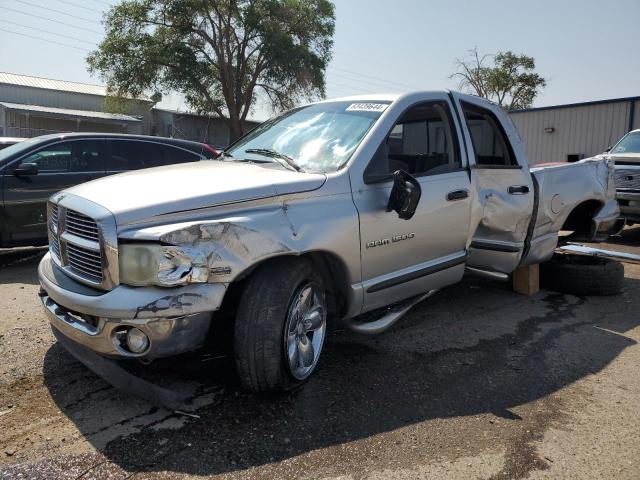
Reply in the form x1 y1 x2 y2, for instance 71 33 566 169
602 129 640 224
0 133 219 247
0 137 26 150
39 91 619 394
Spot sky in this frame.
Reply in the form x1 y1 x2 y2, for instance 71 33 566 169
0 0 638 121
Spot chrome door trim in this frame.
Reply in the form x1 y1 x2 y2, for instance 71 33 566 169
469 240 522 253
366 251 467 293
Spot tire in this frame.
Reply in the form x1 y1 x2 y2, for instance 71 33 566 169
540 254 624 296
234 258 327 393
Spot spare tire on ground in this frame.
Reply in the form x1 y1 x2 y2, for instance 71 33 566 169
540 253 624 296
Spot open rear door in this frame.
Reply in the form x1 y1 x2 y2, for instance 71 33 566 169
451 94 534 274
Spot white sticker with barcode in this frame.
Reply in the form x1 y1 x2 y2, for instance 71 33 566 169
346 103 388 113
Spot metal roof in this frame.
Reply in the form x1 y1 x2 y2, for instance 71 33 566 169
0 102 141 123
510 95 640 114
0 72 108 96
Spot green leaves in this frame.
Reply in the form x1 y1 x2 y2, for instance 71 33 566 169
452 47 546 110
88 0 335 140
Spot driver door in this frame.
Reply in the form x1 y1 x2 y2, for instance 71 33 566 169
351 97 472 313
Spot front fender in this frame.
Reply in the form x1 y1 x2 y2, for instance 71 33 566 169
119 205 297 285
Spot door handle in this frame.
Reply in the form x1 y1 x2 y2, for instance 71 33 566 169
508 185 530 195
446 189 469 201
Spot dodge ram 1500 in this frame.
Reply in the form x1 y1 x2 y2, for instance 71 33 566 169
38 91 619 392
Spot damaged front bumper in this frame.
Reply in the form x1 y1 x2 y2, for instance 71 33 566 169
38 253 226 359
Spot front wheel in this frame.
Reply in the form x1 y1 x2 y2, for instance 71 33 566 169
234 258 327 393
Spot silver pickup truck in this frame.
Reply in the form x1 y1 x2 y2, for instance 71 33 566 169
38 91 619 393
603 129 640 224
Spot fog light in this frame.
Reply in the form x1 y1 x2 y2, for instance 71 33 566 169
126 328 149 353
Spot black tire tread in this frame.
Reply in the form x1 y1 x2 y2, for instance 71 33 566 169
541 254 624 296
234 258 318 393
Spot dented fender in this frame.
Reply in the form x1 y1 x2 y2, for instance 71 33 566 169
118 186 363 315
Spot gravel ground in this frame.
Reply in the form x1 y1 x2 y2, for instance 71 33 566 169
0 232 639 480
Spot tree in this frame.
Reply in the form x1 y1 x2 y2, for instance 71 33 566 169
88 0 335 141
451 47 546 110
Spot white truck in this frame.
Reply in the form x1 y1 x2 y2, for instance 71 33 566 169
38 91 619 393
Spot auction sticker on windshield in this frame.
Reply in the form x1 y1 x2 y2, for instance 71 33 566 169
346 103 389 112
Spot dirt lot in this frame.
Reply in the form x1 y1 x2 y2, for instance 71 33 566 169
1 232 639 480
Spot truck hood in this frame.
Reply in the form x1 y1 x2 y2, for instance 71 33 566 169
64 160 326 225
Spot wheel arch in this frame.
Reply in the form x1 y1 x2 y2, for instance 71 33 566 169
561 199 603 237
228 250 352 319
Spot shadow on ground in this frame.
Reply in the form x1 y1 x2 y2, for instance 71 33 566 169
35 270 639 477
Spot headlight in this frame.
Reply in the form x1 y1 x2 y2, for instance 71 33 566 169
119 243 209 287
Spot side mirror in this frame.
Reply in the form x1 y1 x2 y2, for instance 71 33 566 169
387 170 421 220
13 163 39 177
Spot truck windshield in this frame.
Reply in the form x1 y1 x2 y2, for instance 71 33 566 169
226 101 390 173
611 131 640 154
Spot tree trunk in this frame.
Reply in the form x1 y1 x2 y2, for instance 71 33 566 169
228 115 244 143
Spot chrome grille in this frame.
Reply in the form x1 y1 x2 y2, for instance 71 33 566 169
615 168 640 192
48 200 111 287
49 203 60 259
66 243 103 282
65 209 100 241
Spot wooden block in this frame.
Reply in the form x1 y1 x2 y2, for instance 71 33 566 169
512 264 540 295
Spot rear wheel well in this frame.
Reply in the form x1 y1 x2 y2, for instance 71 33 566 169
562 200 602 235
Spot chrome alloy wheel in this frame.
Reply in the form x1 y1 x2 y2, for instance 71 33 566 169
284 282 327 380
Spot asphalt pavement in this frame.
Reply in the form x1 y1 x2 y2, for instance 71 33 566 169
1 232 639 479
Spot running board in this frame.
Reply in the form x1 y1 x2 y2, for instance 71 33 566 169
465 266 509 281
557 244 640 264
344 290 437 335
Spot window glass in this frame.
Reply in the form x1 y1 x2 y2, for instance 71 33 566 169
226 101 388 173
160 145 201 165
109 140 164 171
375 101 460 176
70 140 104 172
462 102 516 166
611 131 640 154
18 143 71 172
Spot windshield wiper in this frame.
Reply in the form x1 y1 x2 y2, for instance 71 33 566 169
244 148 303 172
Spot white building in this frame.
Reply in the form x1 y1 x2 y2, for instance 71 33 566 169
0 72 258 146
0 72 151 137
509 96 640 165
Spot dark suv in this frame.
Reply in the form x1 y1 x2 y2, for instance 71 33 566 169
0 133 219 247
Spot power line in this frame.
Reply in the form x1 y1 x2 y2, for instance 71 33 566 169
0 27 91 52
0 19 97 45
327 70 410 92
326 79 380 95
12 0 101 25
330 65 422 90
1 6 103 35
52 0 104 14
91 0 115 5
